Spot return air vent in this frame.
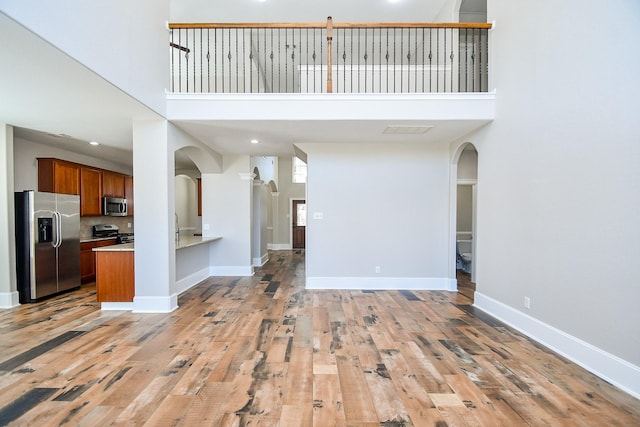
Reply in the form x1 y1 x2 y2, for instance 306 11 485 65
382 125 433 134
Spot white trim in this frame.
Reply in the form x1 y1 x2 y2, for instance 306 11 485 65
0 291 20 308
176 267 210 294
457 178 477 185
268 243 292 250
101 302 134 311
252 253 269 267
209 265 254 277
133 294 178 313
239 172 256 181
474 292 640 400
306 276 455 291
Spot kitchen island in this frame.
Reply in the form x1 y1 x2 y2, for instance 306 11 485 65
93 236 221 309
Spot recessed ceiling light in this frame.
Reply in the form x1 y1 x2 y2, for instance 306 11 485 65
251 139 259 144
89 141 100 146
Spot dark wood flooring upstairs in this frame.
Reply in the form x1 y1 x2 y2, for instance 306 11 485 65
0 250 638 426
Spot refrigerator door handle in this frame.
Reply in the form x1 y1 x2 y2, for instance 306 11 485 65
53 211 62 248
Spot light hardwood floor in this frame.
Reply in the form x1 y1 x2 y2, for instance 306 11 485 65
0 250 638 426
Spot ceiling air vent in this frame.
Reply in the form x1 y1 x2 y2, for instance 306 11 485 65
382 125 433 134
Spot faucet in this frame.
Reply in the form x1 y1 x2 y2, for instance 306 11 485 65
175 213 180 241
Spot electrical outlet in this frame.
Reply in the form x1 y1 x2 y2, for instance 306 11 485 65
127 222 132 228
524 296 531 309
375 266 381 274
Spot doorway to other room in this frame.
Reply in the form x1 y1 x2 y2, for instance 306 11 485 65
292 199 306 249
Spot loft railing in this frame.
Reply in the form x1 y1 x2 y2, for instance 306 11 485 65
169 18 491 94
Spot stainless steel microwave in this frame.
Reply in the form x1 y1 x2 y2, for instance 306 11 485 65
102 196 128 216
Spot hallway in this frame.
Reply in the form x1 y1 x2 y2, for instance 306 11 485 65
0 250 638 425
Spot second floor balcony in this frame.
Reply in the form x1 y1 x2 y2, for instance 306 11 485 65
169 18 492 95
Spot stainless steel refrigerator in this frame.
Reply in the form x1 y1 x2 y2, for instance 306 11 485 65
15 191 81 303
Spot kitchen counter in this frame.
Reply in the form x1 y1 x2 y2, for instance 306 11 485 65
93 242 133 252
91 236 221 252
176 235 222 250
81 236 120 243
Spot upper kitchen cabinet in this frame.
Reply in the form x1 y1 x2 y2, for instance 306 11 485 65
124 175 134 216
80 166 102 216
102 171 125 197
37 158 80 195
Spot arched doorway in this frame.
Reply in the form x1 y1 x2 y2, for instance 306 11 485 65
451 142 478 301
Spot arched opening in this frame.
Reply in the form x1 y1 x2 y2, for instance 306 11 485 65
174 148 203 239
451 142 478 301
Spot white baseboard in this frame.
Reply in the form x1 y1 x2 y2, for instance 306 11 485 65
269 243 292 250
306 276 454 290
176 267 210 294
252 253 269 267
0 291 20 308
209 265 254 277
474 292 640 400
101 302 134 311
133 294 178 313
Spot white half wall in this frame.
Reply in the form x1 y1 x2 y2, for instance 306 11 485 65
176 244 210 294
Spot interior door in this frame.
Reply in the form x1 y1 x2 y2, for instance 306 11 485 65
292 200 306 249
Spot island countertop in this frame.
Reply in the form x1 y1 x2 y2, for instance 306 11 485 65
92 236 221 252
176 235 222 249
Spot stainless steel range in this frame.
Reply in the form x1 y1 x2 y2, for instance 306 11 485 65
93 224 133 244
117 232 134 244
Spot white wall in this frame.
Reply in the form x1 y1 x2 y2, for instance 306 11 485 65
0 0 170 116
203 155 253 275
300 142 452 289
456 185 473 232
468 0 640 393
171 0 457 23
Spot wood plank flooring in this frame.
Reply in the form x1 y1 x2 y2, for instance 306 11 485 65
0 250 638 426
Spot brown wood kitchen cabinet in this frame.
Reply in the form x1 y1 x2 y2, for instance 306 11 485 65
80 238 117 282
102 171 125 197
37 158 80 195
80 166 102 216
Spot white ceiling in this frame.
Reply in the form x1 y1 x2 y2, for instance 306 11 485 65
1 1 487 169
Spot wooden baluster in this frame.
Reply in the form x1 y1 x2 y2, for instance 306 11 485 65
326 16 333 93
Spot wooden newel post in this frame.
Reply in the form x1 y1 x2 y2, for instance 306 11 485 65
326 16 333 93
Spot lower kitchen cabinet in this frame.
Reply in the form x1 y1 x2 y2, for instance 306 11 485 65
80 239 116 282
95 250 134 302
